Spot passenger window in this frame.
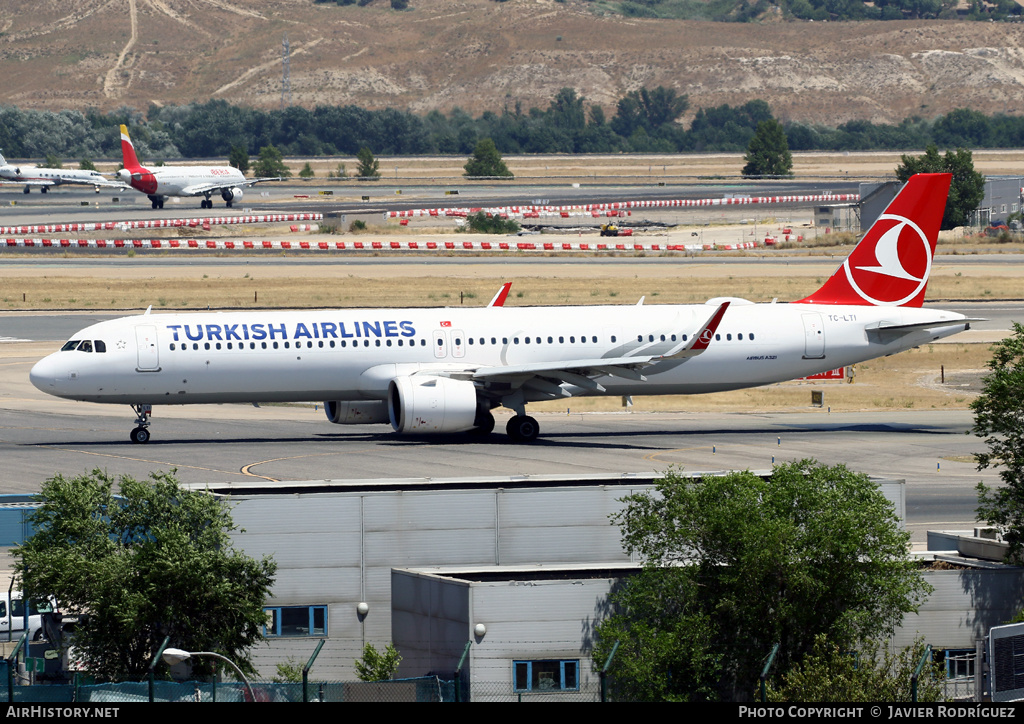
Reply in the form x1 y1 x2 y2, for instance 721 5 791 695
750 333 755 341
170 344 176 351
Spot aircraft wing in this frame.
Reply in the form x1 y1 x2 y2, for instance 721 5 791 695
460 302 730 396
179 177 281 197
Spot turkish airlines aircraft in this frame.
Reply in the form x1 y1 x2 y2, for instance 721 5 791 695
30 173 976 445
116 125 278 210
0 152 127 194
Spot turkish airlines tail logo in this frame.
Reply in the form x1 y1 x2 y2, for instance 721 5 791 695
794 173 951 308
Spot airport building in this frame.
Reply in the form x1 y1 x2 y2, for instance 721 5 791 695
195 473 909 692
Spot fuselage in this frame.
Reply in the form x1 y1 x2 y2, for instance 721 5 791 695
29 302 970 406
0 165 109 186
121 165 245 196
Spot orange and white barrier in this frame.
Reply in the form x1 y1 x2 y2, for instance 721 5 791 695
1 237 763 253
0 213 323 236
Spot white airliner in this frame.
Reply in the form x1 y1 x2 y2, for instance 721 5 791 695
0 152 126 194
30 173 977 444
116 125 278 210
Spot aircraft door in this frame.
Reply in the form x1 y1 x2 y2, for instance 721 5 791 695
451 330 466 358
801 313 825 359
135 325 160 371
432 330 448 359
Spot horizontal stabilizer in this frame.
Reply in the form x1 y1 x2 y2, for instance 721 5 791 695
866 317 983 333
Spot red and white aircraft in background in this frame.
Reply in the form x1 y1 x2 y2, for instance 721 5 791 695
0 152 127 194
30 173 977 444
116 124 278 210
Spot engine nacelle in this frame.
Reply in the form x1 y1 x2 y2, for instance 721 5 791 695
388 375 478 434
323 400 390 425
221 187 243 202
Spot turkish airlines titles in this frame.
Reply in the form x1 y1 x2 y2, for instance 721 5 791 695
165 319 418 344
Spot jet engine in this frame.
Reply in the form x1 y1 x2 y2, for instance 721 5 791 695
388 375 479 434
323 400 390 425
221 187 243 203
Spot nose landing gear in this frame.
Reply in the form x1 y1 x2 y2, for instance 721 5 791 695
129 403 152 444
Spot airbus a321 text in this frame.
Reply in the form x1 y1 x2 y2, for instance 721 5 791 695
0 152 127 194
117 125 278 210
31 173 977 444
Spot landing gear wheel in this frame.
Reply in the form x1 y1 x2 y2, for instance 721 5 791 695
130 426 150 444
225 200 233 209
201 198 212 209
506 415 539 443
469 411 495 436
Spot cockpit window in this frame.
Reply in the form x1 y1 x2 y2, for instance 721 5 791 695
61 340 80 351
77 340 93 353
95 340 106 353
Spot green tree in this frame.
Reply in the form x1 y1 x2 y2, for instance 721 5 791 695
78 159 97 171
741 118 793 177
228 144 249 175
896 145 985 229
611 86 689 137
298 161 315 178
252 145 290 178
766 636 945 702
40 153 63 169
593 461 930 701
974 323 1024 561
273 657 304 683
463 138 513 178
354 643 402 681
355 147 380 180
13 470 276 681
462 210 520 234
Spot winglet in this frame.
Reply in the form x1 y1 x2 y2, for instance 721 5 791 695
488 282 512 308
119 124 142 170
794 173 951 308
658 301 730 360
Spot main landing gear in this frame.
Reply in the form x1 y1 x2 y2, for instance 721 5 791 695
506 415 540 443
149 195 165 209
129 403 152 444
201 196 213 209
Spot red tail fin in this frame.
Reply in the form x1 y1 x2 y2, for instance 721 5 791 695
119 124 142 170
794 173 951 308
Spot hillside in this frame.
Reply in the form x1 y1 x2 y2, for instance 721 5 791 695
4 0 1024 125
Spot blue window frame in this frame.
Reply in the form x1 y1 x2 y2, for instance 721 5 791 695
513 659 579 692
264 605 327 637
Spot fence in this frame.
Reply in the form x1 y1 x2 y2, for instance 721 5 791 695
2 676 455 703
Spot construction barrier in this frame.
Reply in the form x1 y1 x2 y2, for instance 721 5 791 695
385 193 859 220
0 213 323 236
0 238 762 253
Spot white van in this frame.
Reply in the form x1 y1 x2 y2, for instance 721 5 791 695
0 592 50 641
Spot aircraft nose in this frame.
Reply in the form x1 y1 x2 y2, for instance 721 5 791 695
29 355 58 392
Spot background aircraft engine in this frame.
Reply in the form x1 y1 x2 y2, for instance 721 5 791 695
222 187 243 202
323 400 390 425
388 375 478 434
